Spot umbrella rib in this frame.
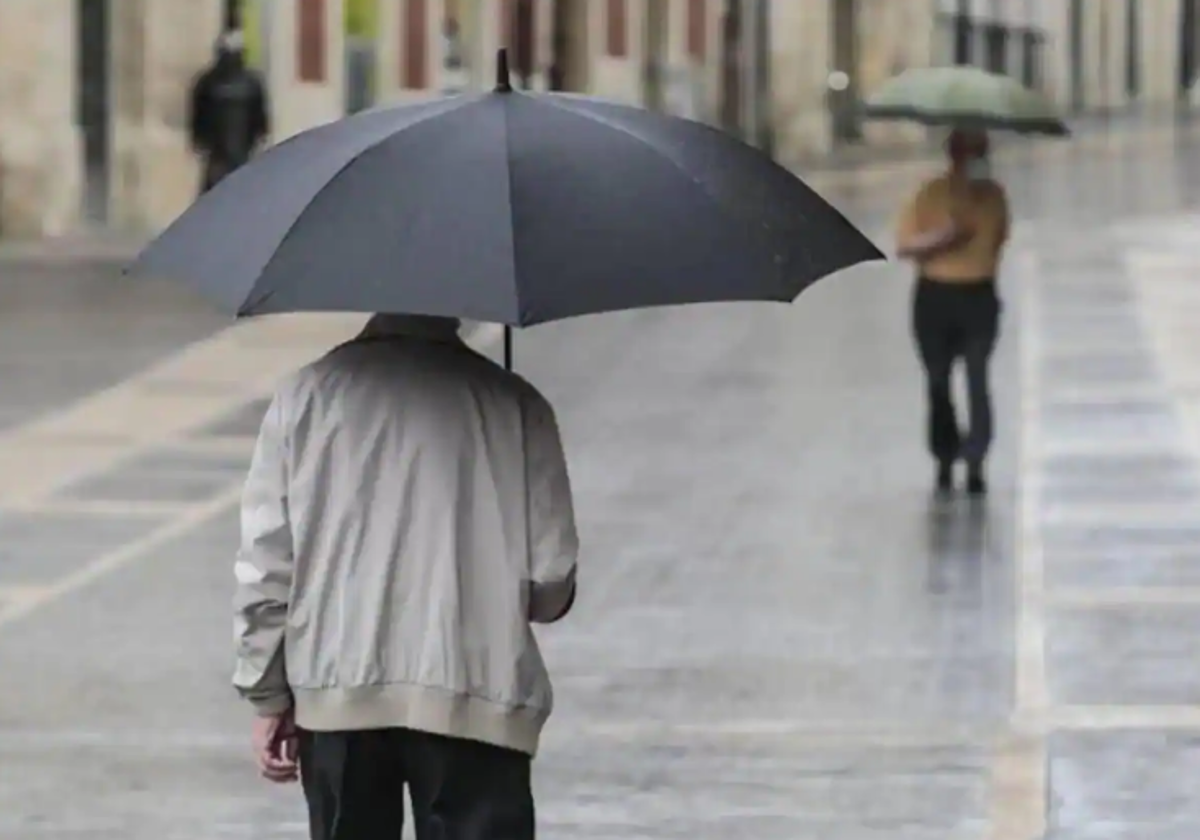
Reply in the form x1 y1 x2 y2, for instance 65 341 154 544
500 103 523 325
242 96 476 315
533 98 788 288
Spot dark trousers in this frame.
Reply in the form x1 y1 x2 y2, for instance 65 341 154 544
912 277 1001 467
298 727 535 840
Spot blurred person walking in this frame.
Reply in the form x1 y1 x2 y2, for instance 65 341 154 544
188 29 269 195
896 129 1010 497
232 314 579 840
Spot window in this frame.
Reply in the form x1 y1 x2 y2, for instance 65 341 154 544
687 0 707 60
404 0 428 88
297 0 327 83
606 0 628 58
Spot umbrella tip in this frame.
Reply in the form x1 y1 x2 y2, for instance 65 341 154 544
495 48 512 93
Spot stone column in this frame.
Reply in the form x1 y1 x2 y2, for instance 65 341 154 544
1082 0 1129 111
587 0 644 102
1139 0 1182 108
532 0 555 90
377 0 445 102
0 0 83 237
767 0 833 164
694 0 725 122
660 0 707 119
859 0 936 148
1040 0 1074 112
1078 0 1117 111
266 0 347 141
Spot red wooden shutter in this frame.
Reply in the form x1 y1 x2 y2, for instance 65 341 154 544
606 0 628 57
687 0 708 60
297 0 327 82
403 0 429 88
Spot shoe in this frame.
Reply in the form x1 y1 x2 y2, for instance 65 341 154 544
935 461 954 495
966 465 987 497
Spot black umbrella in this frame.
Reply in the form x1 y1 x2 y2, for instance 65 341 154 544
128 50 883 367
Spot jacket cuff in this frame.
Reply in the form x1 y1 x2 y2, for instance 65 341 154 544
249 693 294 717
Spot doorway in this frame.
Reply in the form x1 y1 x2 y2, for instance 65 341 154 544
76 0 110 224
1181 0 1199 99
829 0 861 144
549 0 589 91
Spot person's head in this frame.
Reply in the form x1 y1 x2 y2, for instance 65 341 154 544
946 129 993 181
215 29 246 68
946 129 989 168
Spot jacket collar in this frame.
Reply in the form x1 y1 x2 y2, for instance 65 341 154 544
357 314 463 344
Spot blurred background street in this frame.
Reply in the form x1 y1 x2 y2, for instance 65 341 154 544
3 1 1200 839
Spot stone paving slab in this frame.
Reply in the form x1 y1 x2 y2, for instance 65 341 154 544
0 511 163 584
1048 730 1200 839
1047 605 1200 705
193 398 273 438
57 448 251 504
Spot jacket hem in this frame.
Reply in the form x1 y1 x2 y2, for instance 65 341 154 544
293 684 548 756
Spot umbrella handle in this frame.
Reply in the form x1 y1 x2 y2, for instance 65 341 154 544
504 325 513 371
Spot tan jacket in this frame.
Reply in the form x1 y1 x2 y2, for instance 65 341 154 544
233 314 578 756
895 172 1010 282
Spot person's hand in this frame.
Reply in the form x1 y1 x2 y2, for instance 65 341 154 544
252 707 299 783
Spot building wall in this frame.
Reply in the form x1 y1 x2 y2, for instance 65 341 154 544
1 0 1198 238
856 0 938 147
768 0 937 165
943 0 1192 114
0 0 82 237
111 0 225 231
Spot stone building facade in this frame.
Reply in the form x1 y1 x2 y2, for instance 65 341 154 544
1 1 1197 239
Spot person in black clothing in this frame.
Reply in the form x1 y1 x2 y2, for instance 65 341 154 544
189 30 270 195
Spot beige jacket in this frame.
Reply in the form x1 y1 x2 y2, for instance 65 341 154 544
233 315 578 756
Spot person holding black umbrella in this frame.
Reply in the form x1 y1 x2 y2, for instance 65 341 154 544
133 51 881 833
896 128 1010 497
234 312 579 839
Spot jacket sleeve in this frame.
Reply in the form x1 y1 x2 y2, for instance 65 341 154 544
524 390 579 624
233 392 295 715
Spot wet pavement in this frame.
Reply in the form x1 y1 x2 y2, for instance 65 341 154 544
0 123 1199 838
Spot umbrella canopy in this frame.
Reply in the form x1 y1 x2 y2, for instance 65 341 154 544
862 66 1069 137
128 51 882 327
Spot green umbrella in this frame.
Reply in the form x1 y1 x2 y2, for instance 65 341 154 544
862 66 1069 137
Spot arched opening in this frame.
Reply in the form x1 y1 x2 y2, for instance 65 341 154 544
76 0 111 224
1180 0 1199 100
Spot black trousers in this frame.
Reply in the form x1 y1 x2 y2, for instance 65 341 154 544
298 727 535 840
911 277 1001 466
